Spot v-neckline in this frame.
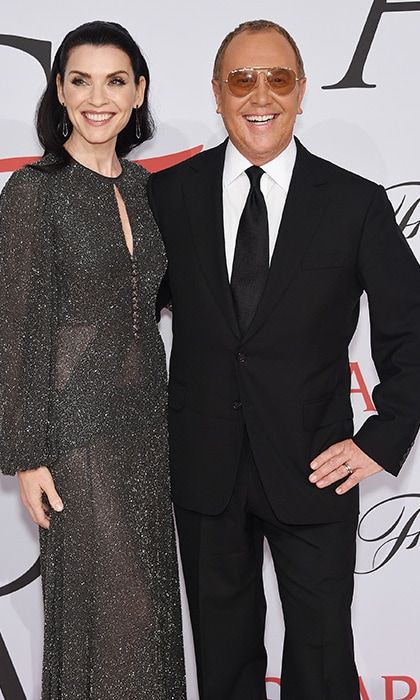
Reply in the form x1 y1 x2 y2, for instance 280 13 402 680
113 183 134 259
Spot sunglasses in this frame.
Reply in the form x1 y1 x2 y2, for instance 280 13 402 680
223 66 304 97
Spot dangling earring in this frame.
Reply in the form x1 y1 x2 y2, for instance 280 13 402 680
135 106 141 140
61 104 69 138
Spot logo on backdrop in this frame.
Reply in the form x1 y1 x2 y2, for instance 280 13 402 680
350 362 376 412
386 183 420 239
359 676 418 700
1 21 419 700
0 560 40 699
0 34 50 79
265 675 418 699
356 494 420 574
0 34 203 174
323 0 420 89
6 1 420 94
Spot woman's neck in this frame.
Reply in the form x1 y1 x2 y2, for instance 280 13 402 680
64 135 122 177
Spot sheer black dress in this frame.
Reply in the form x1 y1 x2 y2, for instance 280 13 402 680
0 156 186 699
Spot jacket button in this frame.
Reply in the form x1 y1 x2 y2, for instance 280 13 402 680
233 401 242 410
237 352 247 364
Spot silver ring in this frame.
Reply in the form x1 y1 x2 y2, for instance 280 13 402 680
344 462 353 476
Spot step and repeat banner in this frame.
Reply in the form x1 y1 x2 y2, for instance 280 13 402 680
1 1 420 698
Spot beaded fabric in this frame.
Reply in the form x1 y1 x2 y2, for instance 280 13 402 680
0 156 186 699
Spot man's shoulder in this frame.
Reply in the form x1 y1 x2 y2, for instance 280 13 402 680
297 139 380 195
151 141 226 184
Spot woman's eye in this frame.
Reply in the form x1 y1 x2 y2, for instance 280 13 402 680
71 77 87 86
110 77 126 86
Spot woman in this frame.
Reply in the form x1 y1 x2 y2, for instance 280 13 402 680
0 21 186 699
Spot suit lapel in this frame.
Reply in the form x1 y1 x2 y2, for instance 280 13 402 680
184 141 240 337
243 140 331 340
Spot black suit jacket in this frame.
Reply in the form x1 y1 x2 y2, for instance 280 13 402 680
148 138 420 524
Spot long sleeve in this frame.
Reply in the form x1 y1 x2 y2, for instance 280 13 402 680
353 185 420 475
0 166 55 475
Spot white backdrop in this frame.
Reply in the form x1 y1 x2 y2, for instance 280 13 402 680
1 2 420 699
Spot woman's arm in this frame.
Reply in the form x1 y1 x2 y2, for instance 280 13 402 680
0 166 63 527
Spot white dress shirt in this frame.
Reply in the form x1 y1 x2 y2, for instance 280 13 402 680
222 138 297 280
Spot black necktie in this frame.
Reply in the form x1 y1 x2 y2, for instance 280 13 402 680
231 166 269 334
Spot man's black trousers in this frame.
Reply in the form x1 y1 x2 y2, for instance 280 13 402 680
175 433 360 700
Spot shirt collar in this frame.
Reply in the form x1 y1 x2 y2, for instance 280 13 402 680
223 137 297 192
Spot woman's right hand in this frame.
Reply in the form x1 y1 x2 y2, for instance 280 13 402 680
17 466 64 529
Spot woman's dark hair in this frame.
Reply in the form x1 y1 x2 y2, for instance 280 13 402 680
35 20 154 169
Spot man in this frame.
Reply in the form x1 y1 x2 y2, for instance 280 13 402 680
148 20 420 700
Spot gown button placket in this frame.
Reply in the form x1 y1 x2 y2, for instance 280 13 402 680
131 256 140 339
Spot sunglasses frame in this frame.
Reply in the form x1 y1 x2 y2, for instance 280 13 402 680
223 66 304 97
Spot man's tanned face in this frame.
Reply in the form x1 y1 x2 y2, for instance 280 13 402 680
212 30 306 166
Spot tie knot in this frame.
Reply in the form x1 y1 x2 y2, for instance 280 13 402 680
245 165 264 188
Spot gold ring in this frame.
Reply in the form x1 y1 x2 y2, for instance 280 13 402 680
344 462 353 476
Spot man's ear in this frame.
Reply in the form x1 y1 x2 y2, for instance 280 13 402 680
212 79 222 114
297 77 307 115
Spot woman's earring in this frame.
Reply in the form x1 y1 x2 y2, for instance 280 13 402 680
62 104 69 138
135 106 141 140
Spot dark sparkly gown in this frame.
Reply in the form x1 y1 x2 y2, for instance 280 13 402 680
0 156 186 699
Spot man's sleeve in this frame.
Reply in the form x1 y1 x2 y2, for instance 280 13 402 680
147 174 172 321
353 185 420 475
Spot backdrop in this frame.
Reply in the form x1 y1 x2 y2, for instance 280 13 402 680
1 2 420 699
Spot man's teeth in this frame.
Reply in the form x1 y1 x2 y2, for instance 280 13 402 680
245 114 275 123
84 113 113 121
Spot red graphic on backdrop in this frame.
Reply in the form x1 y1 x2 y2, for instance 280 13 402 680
360 675 418 700
0 145 203 175
266 676 418 699
265 677 281 685
350 361 376 412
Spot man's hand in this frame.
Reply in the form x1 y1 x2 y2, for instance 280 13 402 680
17 466 64 529
309 438 383 494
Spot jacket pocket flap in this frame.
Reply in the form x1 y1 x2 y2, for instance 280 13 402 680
303 394 353 430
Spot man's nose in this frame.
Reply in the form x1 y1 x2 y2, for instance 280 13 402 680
251 72 272 104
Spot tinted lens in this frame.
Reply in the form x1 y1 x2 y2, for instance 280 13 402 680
227 69 258 96
267 68 296 94
226 67 297 96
